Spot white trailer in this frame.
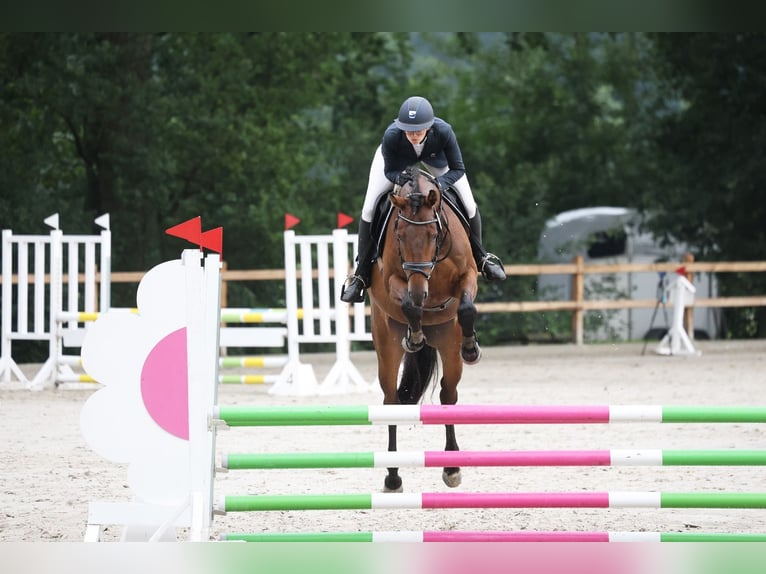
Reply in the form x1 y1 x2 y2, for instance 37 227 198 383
537 207 720 341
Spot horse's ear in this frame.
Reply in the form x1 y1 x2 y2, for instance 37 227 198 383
426 188 438 208
391 194 407 209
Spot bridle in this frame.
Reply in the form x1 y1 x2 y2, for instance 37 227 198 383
393 182 452 281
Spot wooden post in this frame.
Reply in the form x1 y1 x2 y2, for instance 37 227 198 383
571 255 584 345
683 253 695 340
220 261 228 309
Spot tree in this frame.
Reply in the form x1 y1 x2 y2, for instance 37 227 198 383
645 33 766 336
0 33 411 308
437 33 662 341
1 33 763 340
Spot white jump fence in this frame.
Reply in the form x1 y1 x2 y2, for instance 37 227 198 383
1 217 372 395
0 214 111 389
270 229 372 396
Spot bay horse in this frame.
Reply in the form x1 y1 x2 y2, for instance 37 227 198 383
368 164 482 493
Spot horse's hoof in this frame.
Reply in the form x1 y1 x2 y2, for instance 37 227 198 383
401 337 425 353
383 484 404 493
442 469 462 488
461 344 482 365
383 477 403 493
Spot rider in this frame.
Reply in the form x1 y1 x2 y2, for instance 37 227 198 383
340 95 506 303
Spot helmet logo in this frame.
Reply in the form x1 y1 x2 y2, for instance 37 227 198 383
396 96 433 131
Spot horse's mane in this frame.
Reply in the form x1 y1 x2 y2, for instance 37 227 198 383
400 165 436 215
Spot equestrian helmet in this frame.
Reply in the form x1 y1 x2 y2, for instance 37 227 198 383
395 96 435 131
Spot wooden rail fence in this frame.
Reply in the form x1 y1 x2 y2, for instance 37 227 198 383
4 256 766 345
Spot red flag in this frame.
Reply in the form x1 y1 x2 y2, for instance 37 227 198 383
166 216 202 245
337 212 354 229
285 213 301 230
200 227 223 255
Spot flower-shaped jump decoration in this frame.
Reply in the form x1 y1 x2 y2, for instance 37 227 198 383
80 258 192 504
80 217 222 506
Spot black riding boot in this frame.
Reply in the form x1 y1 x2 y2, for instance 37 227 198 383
468 210 506 282
340 220 375 303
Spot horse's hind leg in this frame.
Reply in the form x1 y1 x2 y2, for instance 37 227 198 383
457 291 481 365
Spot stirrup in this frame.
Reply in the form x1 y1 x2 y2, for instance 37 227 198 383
480 253 506 282
340 275 367 303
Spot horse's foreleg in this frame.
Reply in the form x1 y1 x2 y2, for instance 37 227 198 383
439 374 462 488
384 385 404 492
457 291 481 365
377 312 407 493
401 294 426 353
385 424 403 492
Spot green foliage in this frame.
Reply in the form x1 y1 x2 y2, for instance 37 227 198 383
1 33 764 338
0 32 410 309
430 33 666 342
642 33 766 337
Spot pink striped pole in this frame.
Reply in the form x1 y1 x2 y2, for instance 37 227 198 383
421 492 611 509
424 450 611 467
422 531 610 542
419 405 611 424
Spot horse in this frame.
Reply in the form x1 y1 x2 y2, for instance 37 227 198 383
368 164 482 493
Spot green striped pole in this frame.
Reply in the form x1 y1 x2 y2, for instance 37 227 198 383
219 531 766 543
216 405 372 427
660 532 766 542
220 492 766 512
662 406 766 423
662 450 766 465
221 449 766 470
212 405 766 427
224 494 372 512
222 532 375 542
225 452 375 469
659 492 766 508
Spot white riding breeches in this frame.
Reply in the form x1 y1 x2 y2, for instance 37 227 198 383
360 145 478 222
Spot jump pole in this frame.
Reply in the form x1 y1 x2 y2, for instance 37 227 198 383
218 307 289 385
220 531 766 543
218 354 287 384
219 491 766 512
212 404 766 426
221 449 766 470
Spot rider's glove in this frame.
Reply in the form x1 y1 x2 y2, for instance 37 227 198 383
396 171 413 187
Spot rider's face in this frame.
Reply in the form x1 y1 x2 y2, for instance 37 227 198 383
404 129 428 145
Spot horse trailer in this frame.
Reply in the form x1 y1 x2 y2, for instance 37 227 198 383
536 207 720 341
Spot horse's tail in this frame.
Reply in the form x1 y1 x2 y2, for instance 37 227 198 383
397 345 438 404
